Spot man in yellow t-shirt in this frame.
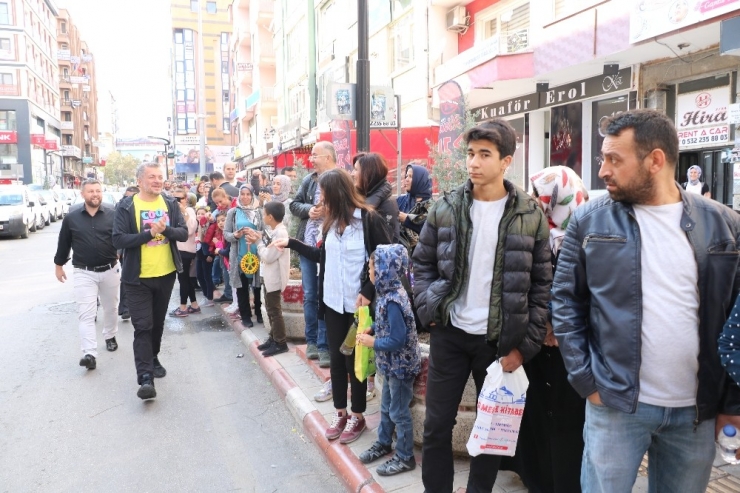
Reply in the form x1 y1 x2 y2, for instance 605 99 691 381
113 162 188 400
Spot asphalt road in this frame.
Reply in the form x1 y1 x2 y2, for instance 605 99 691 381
0 220 345 493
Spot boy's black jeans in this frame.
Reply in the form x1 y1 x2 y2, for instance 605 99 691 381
422 323 500 493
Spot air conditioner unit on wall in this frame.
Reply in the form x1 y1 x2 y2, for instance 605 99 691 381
446 6 468 32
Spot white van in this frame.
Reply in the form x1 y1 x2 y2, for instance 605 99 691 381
0 185 34 239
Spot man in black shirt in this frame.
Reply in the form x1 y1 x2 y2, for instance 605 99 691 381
54 179 121 371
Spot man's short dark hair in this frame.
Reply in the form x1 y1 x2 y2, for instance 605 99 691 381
125 186 140 194
263 201 285 222
281 167 294 175
463 118 517 158
81 178 100 189
601 109 679 166
200 175 209 182
209 171 224 181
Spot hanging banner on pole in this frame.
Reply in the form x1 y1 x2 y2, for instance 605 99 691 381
437 80 465 154
327 82 356 121
331 120 352 171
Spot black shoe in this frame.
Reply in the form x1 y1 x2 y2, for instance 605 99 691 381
262 341 288 357
137 374 156 400
106 337 118 352
243 317 254 328
79 354 96 370
376 454 416 476
215 296 233 303
257 337 274 351
256 314 264 324
359 442 393 464
153 357 167 378
121 312 130 320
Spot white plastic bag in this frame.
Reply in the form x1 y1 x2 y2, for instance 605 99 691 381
466 360 529 457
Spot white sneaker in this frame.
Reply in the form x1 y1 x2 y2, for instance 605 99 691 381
314 380 333 402
225 303 239 314
366 380 376 400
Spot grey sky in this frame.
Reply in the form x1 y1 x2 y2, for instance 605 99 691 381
58 0 172 139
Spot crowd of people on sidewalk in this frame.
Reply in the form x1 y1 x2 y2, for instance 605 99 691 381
53 108 740 493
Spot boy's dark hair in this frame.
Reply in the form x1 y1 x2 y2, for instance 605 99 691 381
209 171 224 181
264 201 285 222
281 166 294 175
215 211 228 220
463 118 517 158
200 175 210 182
601 109 678 167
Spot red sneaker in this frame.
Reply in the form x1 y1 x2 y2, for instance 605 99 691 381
339 415 366 444
325 411 348 440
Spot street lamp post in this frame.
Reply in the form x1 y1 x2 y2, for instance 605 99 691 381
148 136 171 180
356 0 370 152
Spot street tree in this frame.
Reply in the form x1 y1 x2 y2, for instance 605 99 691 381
103 152 140 186
427 100 479 193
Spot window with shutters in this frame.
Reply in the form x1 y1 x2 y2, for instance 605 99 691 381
476 1 530 54
553 0 598 20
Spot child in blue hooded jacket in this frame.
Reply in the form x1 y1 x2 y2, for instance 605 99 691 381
356 243 421 476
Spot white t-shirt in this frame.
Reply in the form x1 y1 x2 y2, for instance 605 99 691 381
633 202 699 407
685 182 704 195
450 197 508 335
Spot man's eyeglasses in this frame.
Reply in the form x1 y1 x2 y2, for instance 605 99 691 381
309 154 327 160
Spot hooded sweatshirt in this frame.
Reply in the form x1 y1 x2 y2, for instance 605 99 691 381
396 164 433 214
372 244 421 380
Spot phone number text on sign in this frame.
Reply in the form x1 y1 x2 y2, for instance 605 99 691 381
678 125 729 149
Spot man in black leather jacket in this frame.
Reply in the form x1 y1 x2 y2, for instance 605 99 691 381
552 109 740 492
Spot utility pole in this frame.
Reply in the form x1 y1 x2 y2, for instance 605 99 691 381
356 0 370 152
197 0 207 177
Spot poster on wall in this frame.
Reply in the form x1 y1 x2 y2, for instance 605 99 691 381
437 80 465 154
331 120 352 171
630 0 740 43
676 86 730 150
174 145 232 174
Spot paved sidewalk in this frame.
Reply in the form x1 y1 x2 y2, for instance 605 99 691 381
220 305 740 493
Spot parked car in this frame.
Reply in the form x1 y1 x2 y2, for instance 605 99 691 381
70 190 116 208
30 191 51 227
37 189 63 221
0 185 34 238
55 190 71 216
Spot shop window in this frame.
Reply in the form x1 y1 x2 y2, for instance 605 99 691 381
550 101 583 176
591 96 629 190
390 14 413 73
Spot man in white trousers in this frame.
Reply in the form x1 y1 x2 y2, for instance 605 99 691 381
54 178 120 370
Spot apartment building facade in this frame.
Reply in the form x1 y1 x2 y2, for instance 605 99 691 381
170 0 232 178
0 0 61 186
56 8 99 188
228 0 276 173
433 0 740 205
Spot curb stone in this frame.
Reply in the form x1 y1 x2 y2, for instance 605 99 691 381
226 307 385 493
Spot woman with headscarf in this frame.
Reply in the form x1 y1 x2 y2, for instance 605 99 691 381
271 174 293 231
224 184 264 328
682 165 711 198
395 163 433 257
504 165 588 493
